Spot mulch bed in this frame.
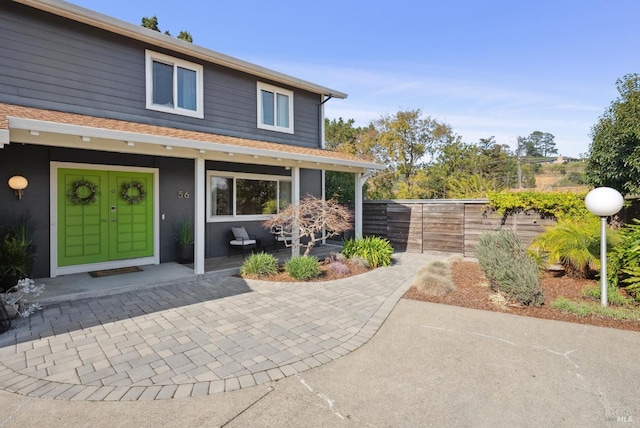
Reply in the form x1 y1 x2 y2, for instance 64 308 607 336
404 260 640 333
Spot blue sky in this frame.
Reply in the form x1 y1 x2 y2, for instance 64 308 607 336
69 0 640 157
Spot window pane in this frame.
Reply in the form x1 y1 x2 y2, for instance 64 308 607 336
278 181 291 212
210 177 233 216
261 90 274 126
152 61 174 106
276 93 289 128
177 67 197 111
236 179 276 215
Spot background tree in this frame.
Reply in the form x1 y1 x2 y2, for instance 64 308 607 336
141 15 193 43
587 73 640 196
177 31 193 43
324 111 543 200
521 131 557 157
324 118 372 203
141 16 160 31
421 138 517 198
375 109 456 185
476 138 518 189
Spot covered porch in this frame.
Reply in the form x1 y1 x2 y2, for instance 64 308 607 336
35 243 342 305
0 103 383 281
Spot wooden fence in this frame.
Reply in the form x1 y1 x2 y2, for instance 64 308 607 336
362 200 557 257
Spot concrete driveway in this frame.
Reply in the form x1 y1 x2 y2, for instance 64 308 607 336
2 299 638 427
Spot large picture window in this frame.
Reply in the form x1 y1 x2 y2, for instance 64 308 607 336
257 82 294 134
145 50 204 118
207 172 292 221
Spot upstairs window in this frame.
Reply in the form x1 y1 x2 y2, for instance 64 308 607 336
257 82 294 134
145 50 204 118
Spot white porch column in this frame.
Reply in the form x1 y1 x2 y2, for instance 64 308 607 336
291 166 301 257
355 172 364 238
355 170 373 238
194 157 205 275
321 169 326 245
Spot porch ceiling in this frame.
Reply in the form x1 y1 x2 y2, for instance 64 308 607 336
0 103 383 173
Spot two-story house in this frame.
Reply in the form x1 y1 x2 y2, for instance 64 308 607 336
0 0 382 280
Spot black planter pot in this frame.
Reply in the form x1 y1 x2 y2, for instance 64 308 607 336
176 242 194 264
0 274 20 293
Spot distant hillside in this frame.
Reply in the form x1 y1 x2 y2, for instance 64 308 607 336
534 160 588 192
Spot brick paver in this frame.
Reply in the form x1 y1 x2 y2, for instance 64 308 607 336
0 253 436 401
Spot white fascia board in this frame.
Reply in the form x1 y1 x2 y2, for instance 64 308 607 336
0 129 9 145
8 116 383 171
13 0 347 99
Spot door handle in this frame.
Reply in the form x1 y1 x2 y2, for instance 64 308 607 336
101 219 108 223
111 218 118 223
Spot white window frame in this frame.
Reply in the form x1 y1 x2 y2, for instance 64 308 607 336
257 82 294 134
206 171 292 223
145 50 204 118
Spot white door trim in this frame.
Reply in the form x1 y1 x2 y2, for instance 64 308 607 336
50 161 160 277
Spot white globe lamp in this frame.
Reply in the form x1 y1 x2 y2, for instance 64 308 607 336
585 187 624 306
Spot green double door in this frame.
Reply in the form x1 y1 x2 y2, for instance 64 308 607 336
58 168 154 267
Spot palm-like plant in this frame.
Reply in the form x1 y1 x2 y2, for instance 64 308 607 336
529 217 618 278
607 219 640 299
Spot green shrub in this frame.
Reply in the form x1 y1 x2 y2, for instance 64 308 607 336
240 252 279 278
285 256 321 280
342 236 393 268
529 217 613 278
477 230 544 306
487 191 591 222
551 297 640 321
608 219 640 300
581 284 633 306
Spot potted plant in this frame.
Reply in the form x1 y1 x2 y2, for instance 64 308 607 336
175 218 194 264
0 210 37 288
0 234 35 292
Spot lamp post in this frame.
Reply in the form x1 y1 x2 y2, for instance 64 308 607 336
585 187 624 307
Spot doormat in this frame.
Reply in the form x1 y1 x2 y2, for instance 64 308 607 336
88 266 143 278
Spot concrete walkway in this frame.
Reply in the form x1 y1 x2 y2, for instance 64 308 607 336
0 253 436 402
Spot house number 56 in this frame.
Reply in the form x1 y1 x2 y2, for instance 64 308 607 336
178 191 190 199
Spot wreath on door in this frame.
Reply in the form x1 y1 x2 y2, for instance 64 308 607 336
121 181 146 204
69 180 98 205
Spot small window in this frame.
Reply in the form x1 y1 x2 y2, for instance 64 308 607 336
257 82 293 133
145 50 204 118
207 171 292 222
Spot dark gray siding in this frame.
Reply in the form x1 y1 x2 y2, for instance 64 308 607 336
0 3 322 148
0 144 51 278
0 144 326 275
300 169 322 198
0 144 197 277
155 157 195 263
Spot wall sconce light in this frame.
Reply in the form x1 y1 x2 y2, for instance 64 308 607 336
8 175 28 200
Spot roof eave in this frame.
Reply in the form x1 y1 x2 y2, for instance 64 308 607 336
12 0 348 99
6 116 383 171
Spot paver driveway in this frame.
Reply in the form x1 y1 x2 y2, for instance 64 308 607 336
0 253 435 401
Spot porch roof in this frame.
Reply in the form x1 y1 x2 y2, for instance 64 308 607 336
0 103 383 172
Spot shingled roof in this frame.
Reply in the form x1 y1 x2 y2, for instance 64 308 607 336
0 103 382 171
